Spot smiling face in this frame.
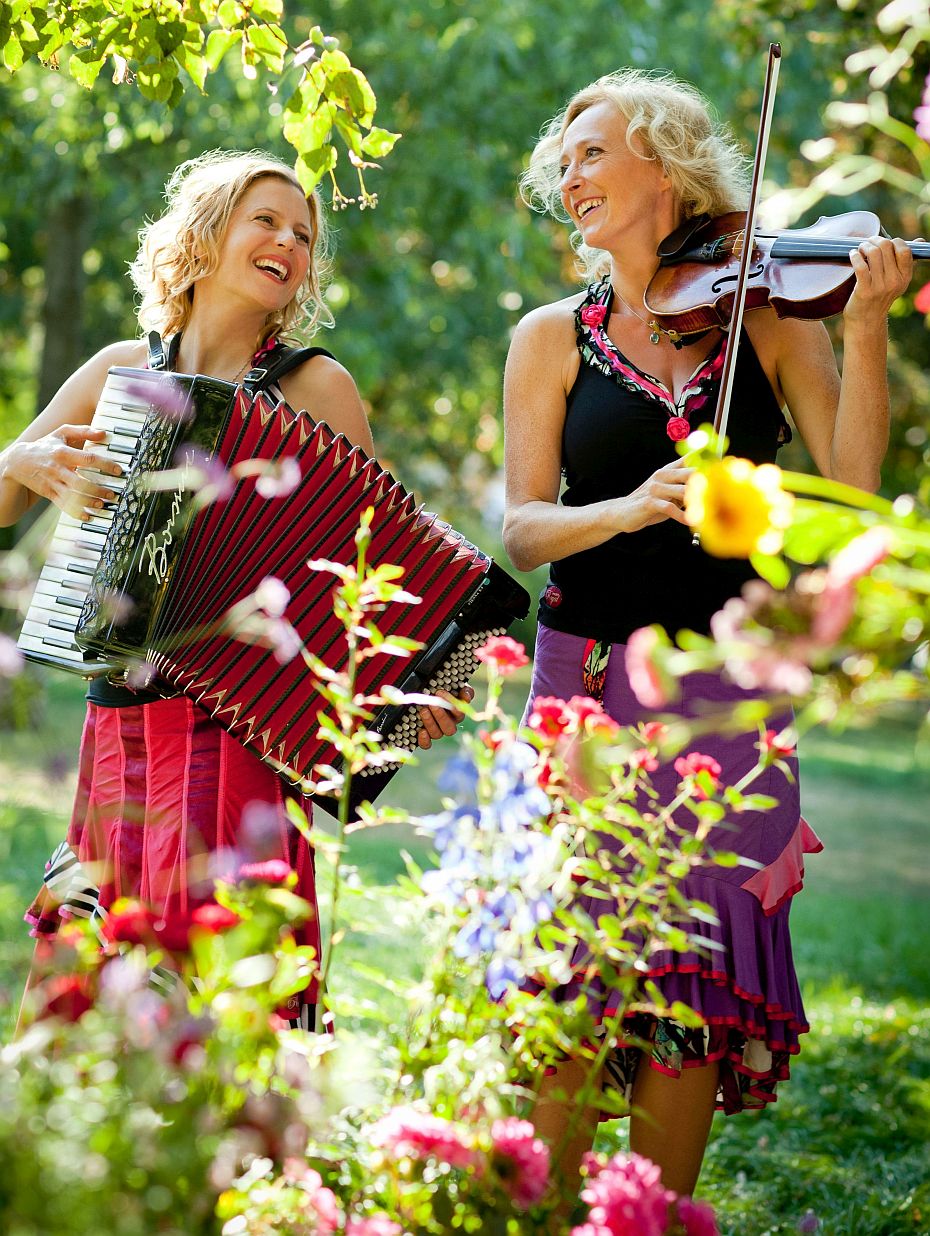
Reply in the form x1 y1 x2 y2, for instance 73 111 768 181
558 99 677 257
211 175 314 312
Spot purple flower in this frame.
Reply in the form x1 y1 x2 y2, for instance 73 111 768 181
123 375 194 423
915 72 930 142
0 633 23 677
797 1211 821 1234
175 445 234 503
254 456 302 499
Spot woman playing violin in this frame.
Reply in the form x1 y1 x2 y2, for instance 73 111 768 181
502 68 913 1205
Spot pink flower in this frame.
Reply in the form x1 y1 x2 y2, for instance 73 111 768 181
810 527 892 646
238 858 293 885
368 1106 480 1171
677 1195 721 1236
490 1117 550 1210
474 634 529 677
624 626 670 709
825 526 892 589
580 304 608 327
527 695 574 739
565 694 603 726
915 281 930 314
641 721 667 743
572 1151 674 1236
758 728 796 761
674 751 722 799
346 1219 403 1236
254 456 301 499
254 575 290 617
629 748 659 772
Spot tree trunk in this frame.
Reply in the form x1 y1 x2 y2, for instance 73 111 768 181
35 192 89 415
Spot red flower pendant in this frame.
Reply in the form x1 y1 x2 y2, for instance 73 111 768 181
666 416 691 442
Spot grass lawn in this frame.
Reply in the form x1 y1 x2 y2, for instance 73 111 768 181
0 674 928 1234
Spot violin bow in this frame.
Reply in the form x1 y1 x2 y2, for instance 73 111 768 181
712 42 782 449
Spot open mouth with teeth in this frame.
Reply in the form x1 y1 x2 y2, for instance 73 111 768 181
576 198 605 220
254 258 291 282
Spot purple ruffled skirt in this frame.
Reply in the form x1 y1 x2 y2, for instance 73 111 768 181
524 625 823 1115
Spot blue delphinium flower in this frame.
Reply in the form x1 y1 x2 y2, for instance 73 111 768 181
418 736 561 996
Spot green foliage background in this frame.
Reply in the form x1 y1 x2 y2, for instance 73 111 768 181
2 0 928 556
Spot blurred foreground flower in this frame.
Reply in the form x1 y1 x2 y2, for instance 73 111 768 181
475 634 529 677
572 1150 673 1236
685 458 793 558
368 1106 481 1171
490 1117 550 1210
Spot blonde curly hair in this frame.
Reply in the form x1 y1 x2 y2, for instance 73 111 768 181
521 69 749 282
130 149 332 345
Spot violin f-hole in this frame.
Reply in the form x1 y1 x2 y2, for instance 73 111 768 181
711 262 765 296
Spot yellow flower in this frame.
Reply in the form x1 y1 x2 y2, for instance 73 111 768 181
685 457 794 558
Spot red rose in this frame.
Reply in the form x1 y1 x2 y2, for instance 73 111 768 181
152 917 195 953
666 415 691 442
102 900 157 946
238 859 293 885
580 304 608 327
191 903 241 933
474 634 529 677
41 973 94 1023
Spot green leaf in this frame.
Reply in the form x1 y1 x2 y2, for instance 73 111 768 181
217 0 245 28
204 26 241 70
251 0 284 17
245 22 286 72
2 34 24 71
68 51 106 89
175 44 208 91
361 126 401 158
750 551 791 589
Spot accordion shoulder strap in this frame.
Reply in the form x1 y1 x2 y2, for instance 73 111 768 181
145 332 335 397
241 344 335 398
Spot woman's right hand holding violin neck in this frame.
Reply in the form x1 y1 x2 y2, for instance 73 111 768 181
4 424 122 517
612 457 693 532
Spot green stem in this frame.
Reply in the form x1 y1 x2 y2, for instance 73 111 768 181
784 472 894 515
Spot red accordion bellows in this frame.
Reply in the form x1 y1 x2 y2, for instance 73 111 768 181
146 390 490 787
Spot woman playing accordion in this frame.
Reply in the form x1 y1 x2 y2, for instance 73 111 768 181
0 149 465 1030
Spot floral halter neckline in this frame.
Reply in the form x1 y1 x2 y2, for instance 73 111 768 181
575 276 727 442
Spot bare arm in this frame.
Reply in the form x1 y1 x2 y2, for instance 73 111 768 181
502 304 692 573
0 340 144 527
766 236 913 493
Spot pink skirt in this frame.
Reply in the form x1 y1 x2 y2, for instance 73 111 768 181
25 697 321 1028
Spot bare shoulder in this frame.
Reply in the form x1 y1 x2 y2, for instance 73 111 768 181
508 293 584 395
512 292 584 347
278 350 374 454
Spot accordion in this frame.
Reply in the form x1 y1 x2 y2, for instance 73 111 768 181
17 367 530 810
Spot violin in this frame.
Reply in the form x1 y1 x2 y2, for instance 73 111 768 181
644 209 930 340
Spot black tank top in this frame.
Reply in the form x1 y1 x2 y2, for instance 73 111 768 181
538 295 790 645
